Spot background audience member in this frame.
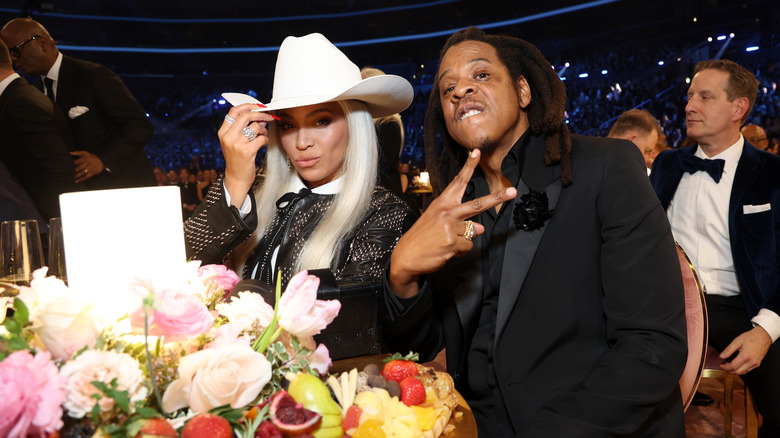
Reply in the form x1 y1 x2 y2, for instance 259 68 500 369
0 17 155 191
152 167 167 186
608 108 659 174
651 59 780 437
361 66 405 198
741 123 770 151
178 167 199 219
184 33 417 289
384 26 686 437
0 38 76 219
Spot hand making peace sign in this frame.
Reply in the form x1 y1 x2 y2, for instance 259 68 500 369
388 149 517 298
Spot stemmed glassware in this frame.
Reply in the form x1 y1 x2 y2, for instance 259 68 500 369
1 219 45 295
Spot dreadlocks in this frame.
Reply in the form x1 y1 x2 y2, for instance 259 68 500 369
425 26 572 195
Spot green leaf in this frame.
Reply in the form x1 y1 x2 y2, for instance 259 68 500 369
12 298 28 325
384 351 420 363
3 318 20 335
135 407 162 418
91 402 101 424
112 390 131 413
7 337 30 351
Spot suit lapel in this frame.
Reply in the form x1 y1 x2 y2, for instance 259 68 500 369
728 142 762 235
495 138 562 342
55 56 77 114
657 146 696 210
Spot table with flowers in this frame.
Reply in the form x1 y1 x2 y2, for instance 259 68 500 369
0 263 474 438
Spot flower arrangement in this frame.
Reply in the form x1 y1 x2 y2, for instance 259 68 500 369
0 262 340 438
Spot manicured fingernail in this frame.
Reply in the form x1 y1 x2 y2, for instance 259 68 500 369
256 103 267 108
270 114 281 121
470 150 478 158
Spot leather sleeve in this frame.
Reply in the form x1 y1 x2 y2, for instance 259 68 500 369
183 179 257 265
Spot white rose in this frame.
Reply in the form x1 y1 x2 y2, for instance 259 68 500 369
216 291 275 330
59 350 148 418
162 343 271 414
18 269 99 361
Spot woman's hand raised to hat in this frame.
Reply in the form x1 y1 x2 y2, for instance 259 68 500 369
388 149 517 299
219 103 275 207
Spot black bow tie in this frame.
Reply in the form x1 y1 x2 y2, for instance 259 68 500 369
678 154 726 183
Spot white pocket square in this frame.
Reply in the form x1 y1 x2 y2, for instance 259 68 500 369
68 106 89 119
743 203 771 214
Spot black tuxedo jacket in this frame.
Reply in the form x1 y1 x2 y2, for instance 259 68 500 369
37 55 155 189
384 134 687 437
650 142 780 318
0 76 77 219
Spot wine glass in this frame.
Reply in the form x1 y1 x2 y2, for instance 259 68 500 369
0 219 45 294
47 217 67 284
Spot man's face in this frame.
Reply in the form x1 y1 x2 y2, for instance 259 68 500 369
741 124 769 150
0 26 50 76
633 129 658 165
437 41 529 153
685 69 744 146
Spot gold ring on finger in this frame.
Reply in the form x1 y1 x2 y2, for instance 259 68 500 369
463 220 475 241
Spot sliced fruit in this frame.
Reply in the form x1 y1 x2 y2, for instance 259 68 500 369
353 419 385 438
288 373 343 417
413 406 437 430
342 405 363 433
270 390 322 435
255 421 283 438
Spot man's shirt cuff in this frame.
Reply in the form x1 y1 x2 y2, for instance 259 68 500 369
752 308 780 343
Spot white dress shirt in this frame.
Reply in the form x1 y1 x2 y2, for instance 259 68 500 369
0 72 20 96
667 135 780 342
42 52 64 100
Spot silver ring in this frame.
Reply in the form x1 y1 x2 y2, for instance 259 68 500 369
463 220 475 241
224 115 235 124
242 126 257 141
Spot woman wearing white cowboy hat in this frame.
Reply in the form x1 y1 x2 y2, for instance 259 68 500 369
184 33 417 289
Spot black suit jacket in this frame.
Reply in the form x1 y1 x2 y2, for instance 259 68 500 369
38 55 155 189
0 76 77 219
650 142 780 318
384 134 688 437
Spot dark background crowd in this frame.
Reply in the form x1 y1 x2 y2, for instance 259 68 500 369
2 0 779 200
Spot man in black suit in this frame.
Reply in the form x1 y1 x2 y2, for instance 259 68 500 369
651 59 780 437
0 38 75 219
383 27 687 437
1 17 155 190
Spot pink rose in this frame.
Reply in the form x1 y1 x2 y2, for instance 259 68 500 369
197 264 241 292
278 271 340 338
130 288 214 342
0 351 66 437
162 344 271 414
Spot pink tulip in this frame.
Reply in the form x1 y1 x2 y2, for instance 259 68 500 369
278 271 340 338
130 288 214 342
197 264 241 292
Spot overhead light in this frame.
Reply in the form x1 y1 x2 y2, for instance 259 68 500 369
658 61 665 66
565 62 570 67
717 35 726 41
579 73 588 78
218 99 226 105
708 37 713 42
686 77 691 84
561 76 567 81
729 33 735 38
746 46 759 52
693 17 698 22
601 69 608 75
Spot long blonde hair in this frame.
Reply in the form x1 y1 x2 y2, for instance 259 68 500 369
233 99 378 275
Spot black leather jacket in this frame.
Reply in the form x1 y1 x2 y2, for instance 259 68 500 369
184 179 417 287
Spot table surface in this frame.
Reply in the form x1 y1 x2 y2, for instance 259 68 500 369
331 354 477 437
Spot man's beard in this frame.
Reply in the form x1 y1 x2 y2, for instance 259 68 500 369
471 135 499 156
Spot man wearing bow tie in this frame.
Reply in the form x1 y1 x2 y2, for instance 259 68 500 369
650 59 780 436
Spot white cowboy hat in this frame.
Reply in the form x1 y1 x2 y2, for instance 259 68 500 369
261 33 413 118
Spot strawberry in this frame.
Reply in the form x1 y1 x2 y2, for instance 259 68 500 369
182 413 232 438
399 376 426 406
130 418 178 438
342 405 363 433
381 359 418 383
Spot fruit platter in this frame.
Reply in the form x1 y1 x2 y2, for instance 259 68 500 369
0 265 473 438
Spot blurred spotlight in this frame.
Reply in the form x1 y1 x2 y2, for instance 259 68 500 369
686 77 691 84
729 33 735 38
658 61 665 66
218 99 227 105
717 35 726 41
561 77 567 81
708 37 713 42
746 46 759 52
579 73 588 78
693 17 698 22
601 69 608 75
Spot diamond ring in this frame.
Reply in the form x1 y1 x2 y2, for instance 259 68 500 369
242 126 257 141
463 220 475 241
224 115 235 124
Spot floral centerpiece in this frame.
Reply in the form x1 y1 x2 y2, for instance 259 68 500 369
0 262 340 438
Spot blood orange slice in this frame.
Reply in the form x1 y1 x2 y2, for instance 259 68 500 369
269 390 322 435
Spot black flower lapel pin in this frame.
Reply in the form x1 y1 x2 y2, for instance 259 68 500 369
513 189 554 231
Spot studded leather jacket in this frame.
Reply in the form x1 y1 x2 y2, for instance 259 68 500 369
184 180 417 286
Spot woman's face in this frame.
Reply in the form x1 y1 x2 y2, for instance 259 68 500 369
278 102 349 188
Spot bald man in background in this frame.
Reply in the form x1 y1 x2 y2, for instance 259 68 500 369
609 109 659 175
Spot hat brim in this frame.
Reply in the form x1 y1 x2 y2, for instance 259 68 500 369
261 74 413 118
